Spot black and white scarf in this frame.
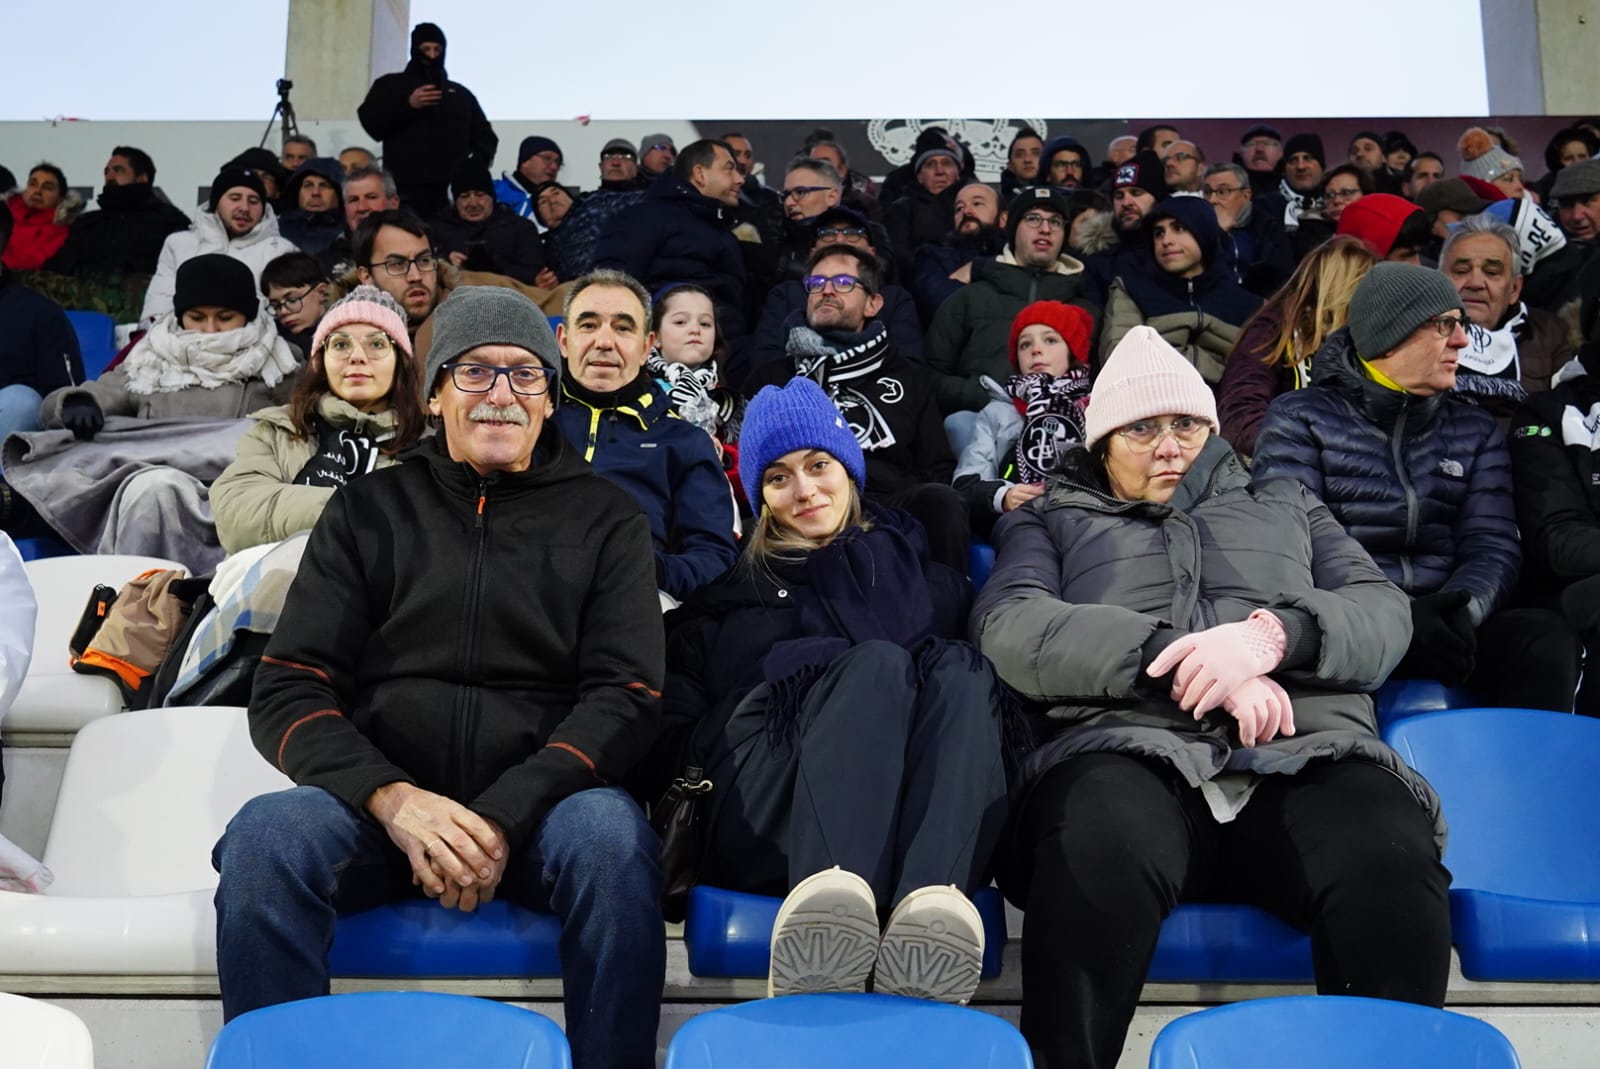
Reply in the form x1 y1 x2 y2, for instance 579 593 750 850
786 319 898 452
1455 304 1529 405
1276 177 1318 231
1008 369 1091 484
292 415 392 488
645 349 741 442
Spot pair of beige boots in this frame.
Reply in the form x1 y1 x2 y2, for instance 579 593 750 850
767 867 985 1004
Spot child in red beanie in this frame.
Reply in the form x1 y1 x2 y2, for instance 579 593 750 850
953 299 1095 535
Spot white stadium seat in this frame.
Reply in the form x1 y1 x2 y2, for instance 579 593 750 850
0 992 95 1068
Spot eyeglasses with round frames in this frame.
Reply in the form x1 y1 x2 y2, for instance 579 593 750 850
267 286 313 315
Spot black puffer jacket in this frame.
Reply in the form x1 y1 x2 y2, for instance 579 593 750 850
1251 328 1520 627
1510 343 1600 591
42 183 190 279
250 429 664 851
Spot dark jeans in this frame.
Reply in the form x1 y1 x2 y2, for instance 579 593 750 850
213 785 664 1069
1006 753 1451 1069
701 640 1009 911
872 482 970 573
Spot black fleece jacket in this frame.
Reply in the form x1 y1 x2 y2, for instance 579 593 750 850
249 428 664 850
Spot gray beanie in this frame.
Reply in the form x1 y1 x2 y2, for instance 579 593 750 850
425 286 561 397
1347 262 1465 359
1458 127 1523 184
1552 158 1600 200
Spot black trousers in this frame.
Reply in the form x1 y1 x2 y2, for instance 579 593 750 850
872 482 969 574
1005 752 1451 1069
1557 574 1600 716
1469 606 1582 712
701 640 1009 911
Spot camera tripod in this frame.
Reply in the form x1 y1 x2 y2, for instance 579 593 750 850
259 78 300 151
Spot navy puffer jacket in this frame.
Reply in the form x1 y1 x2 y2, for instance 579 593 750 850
1251 327 1520 627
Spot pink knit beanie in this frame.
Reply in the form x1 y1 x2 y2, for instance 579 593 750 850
1083 326 1219 449
310 284 413 360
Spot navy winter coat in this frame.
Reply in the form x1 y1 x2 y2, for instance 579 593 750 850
0 274 83 395
1251 327 1520 626
277 158 349 257
594 173 748 338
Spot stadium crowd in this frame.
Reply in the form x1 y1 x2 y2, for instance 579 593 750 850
6 19 1600 1069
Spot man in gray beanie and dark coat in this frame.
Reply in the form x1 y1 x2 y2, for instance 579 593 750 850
1253 262 1580 711
217 283 669 1069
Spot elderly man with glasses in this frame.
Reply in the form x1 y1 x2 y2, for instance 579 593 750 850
215 284 669 1069
551 269 737 607
1253 263 1569 712
1203 162 1292 296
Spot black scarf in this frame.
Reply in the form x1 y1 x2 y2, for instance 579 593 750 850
786 319 897 452
292 415 391 488
1008 369 1091 484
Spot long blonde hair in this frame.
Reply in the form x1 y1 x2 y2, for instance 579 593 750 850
745 482 870 563
1247 236 1378 369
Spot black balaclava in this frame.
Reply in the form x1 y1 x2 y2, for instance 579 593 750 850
407 23 448 84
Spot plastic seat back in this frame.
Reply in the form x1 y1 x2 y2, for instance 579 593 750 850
43 706 292 897
1385 708 1600 901
65 310 117 381
665 993 1032 1069
205 991 572 1069
0 992 95 1069
1149 995 1520 1069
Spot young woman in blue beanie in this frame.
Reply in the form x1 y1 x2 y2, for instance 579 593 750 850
646 376 1010 1006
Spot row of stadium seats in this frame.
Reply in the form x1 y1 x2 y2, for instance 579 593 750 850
5 988 1522 1069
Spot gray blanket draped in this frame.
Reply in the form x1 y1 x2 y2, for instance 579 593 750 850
2 417 250 572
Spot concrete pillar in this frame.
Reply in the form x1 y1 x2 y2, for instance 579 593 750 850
1536 0 1600 113
1480 0 1545 114
282 0 409 122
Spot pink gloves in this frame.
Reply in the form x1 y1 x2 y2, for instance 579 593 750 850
1147 611 1295 747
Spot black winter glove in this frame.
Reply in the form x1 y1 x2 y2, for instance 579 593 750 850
1398 589 1477 685
60 397 105 441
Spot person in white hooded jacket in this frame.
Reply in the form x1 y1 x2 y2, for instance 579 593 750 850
139 165 298 327
0 531 44 892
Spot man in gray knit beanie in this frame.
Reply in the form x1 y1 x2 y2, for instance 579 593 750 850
1252 260 1575 714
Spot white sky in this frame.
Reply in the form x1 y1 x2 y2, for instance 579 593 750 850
3 0 1490 120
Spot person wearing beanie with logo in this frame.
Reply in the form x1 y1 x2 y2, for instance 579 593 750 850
551 269 737 605
644 375 1008 1006
1256 132 1326 233
953 300 1094 535
1079 150 1170 308
975 323 1447 1069
433 158 547 285
493 135 565 222
1099 196 1262 385
927 186 1097 432
1254 263 1577 711
211 285 429 554
139 164 299 327
1459 126 1526 201
884 143 966 282
219 283 668 1069
357 22 498 216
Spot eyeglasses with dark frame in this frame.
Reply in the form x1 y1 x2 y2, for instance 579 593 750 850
442 363 553 396
783 185 832 201
1202 185 1246 200
1427 314 1470 337
367 251 438 276
815 226 868 241
267 286 314 315
802 273 868 295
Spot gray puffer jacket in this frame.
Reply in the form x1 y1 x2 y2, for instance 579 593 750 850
972 436 1443 849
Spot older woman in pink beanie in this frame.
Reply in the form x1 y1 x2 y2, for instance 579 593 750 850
970 325 1449 1069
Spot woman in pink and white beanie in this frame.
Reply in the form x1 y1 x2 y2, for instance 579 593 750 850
974 323 1448 1069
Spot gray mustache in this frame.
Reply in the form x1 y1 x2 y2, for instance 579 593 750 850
469 402 529 425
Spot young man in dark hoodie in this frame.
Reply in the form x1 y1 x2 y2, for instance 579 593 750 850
1097 195 1261 384
356 23 497 217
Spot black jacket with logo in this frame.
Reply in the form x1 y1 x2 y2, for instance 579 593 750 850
1511 343 1600 591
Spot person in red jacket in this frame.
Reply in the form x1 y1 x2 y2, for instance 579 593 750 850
3 164 80 272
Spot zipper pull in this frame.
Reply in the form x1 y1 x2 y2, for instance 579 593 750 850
476 481 487 528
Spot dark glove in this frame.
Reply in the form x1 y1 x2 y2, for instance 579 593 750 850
60 397 105 441
1399 589 1477 685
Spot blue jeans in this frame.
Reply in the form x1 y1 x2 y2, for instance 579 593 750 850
0 385 42 441
214 785 664 1069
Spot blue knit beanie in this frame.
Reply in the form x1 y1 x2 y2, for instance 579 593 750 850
739 378 866 507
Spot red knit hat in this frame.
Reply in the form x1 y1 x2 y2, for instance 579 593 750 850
1335 193 1423 258
1008 300 1095 370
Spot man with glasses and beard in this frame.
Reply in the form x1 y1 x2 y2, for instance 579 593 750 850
215 286 668 1069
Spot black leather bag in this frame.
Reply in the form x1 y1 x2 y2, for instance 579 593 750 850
650 766 713 924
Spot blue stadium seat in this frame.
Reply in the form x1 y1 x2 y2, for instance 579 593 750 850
1149 995 1521 1069
1385 708 1600 980
664 993 1031 1069
328 900 561 978
205 991 571 1069
548 316 564 332
13 536 75 561
968 542 995 592
1148 904 1312 982
65 310 117 381
1373 678 1479 728
683 885 1006 980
